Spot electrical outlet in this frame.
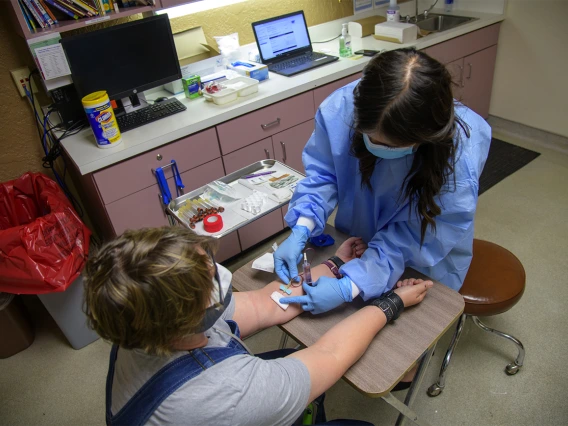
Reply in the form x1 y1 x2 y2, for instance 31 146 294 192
10 67 38 98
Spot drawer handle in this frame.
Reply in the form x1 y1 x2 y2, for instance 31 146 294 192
261 117 280 130
264 149 271 159
457 65 465 88
280 141 287 163
466 63 473 80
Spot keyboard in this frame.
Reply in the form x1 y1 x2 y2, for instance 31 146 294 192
116 98 187 132
269 52 329 72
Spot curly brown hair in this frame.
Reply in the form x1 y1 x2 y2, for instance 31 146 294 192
83 227 219 356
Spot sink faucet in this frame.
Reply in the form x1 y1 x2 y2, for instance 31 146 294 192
415 0 440 22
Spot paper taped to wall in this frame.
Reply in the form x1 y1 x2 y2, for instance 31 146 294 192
35 44 71 80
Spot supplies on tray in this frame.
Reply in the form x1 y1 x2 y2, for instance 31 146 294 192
269 174 299 189
241 191 268 215
177 198 225 230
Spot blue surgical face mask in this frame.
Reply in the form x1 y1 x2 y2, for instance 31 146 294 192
363 133 415 159
196 254 232 333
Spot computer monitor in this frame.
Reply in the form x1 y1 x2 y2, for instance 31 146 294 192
61 15 181 112
252 11 312 63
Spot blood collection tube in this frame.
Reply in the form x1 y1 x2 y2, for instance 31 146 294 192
303 252 313 286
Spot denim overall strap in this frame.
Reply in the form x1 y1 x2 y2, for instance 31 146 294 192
105 320 248 426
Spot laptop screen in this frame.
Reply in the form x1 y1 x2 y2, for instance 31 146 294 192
253 12 311 61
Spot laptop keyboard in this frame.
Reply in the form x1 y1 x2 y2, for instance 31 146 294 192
270 52 328 71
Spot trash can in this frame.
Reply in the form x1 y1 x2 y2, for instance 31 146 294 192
37 274 99 350
0 293 35 358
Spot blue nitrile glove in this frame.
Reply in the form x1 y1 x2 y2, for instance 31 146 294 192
274 225 310 283
280 276 353 314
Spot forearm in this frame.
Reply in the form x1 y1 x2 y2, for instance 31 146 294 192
289 305 387 402
233 263 335 338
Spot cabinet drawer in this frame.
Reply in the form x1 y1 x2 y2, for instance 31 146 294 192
272 120 314 174
107 159 225 236
94 128 220 205
313 72 362 111
222 138 274 175
238 209 284 251
216 232 241 263
422 23 501 65
216 91 314 155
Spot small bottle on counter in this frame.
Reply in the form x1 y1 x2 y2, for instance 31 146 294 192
445 0 454 13
386 0 400 22
339 23 352 58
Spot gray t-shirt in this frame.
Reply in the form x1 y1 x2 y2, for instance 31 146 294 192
110 296 311 426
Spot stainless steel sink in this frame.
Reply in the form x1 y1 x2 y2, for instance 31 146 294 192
416 13 477 33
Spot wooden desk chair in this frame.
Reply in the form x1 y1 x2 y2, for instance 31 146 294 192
427 239 526 397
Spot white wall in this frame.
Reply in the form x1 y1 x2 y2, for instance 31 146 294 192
490 0 568 138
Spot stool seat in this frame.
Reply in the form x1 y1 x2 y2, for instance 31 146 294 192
460 239 525 316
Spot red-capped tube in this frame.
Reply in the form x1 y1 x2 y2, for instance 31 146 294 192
203 214 223 233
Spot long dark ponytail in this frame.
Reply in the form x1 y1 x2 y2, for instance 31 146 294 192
351 48 470 244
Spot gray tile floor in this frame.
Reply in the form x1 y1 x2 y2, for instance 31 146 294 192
1 133 567 425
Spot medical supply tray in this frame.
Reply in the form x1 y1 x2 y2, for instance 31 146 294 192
166 160 305 238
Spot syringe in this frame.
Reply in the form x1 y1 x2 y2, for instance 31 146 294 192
303 252 313 286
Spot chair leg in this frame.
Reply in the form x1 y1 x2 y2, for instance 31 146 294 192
471 316 525 375
427 313 468 397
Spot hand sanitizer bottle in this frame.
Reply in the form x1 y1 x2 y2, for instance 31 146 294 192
445 0 454 13
339 23 352 58
387 0 400 22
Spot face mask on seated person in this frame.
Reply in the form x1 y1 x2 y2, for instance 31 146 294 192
196 254 233 333
363 133 415 159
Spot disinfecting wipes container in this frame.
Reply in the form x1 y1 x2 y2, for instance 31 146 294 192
82 91 122 149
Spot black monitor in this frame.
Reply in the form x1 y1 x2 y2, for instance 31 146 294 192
61 15 181 111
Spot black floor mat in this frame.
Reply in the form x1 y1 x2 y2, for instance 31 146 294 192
478 138 540 195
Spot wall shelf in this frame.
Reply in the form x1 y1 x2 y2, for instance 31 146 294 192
9 0 156 40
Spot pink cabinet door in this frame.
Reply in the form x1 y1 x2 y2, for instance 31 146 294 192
106 159 225 236
462 45 498 119
94 128 220 205
216 91 314 155
421 23 500 65
222 138 274 174
272 120 314 174
446 58 465 104
313 72 362 112
238 209 284 251
216 232 241 263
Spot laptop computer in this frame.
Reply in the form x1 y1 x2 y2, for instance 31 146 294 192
252 11 338 77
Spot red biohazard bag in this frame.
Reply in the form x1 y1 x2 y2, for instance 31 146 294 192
0 172 91 294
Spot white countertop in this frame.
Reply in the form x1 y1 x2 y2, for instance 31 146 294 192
62 10 504 175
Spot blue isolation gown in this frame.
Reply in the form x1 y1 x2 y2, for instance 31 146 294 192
285 81 491 300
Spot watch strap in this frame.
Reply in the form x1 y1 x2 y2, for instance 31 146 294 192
369 290 404 323
328 256 345 269
322 260 343 279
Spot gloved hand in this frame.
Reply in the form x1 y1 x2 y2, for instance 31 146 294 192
280 276 353 314
274 225 310 283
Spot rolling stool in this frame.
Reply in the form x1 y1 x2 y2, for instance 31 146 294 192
428 239 526 397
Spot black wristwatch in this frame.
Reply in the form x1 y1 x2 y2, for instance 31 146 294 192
369 290 404 323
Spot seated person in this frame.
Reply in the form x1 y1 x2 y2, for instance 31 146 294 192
84 227 433 426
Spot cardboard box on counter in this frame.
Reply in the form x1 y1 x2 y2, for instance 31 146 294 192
227 60 269 82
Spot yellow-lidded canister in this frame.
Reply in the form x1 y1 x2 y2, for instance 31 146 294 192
82 91 122 149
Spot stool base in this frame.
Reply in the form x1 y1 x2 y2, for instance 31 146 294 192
427 314 525 397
